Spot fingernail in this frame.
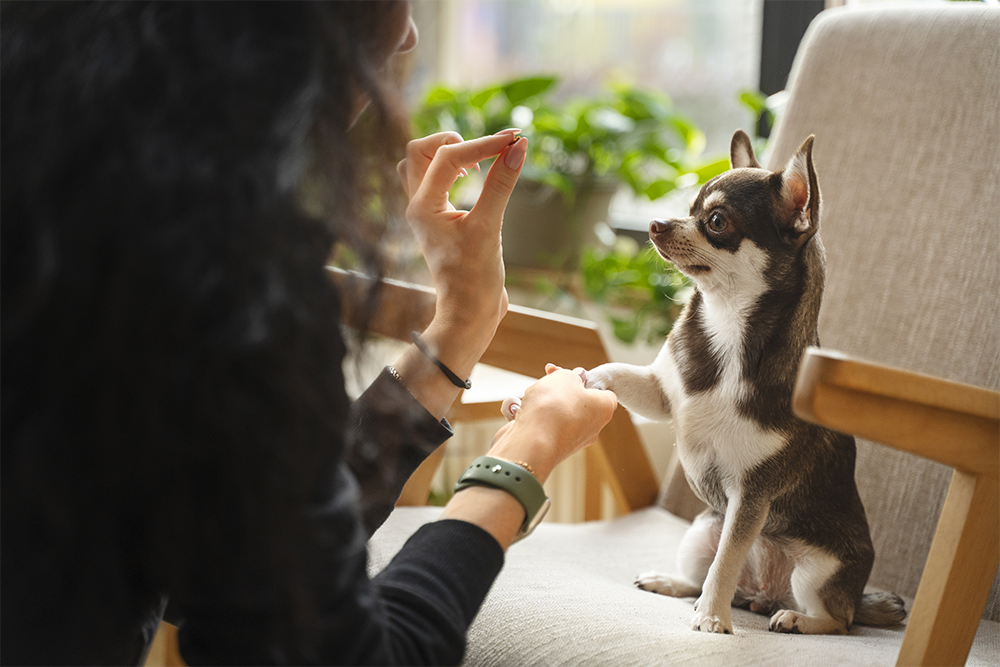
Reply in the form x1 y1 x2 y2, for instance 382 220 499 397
494 127 522 137
509 402 519 416
504 137 526 170
458 168 468 178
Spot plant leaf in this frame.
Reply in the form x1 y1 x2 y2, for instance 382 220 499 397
738 89 768 116
645 179 676 200
424 86 456 105
503 76 558 105
690 157 731 183
470 86 502 109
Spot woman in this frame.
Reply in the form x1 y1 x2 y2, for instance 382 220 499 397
0 2 617 665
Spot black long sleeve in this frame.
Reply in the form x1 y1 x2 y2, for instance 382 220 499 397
346 367 454 536
176 473 503 666
175 368 502 665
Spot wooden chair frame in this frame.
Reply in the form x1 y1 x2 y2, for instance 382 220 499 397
793 347 999 667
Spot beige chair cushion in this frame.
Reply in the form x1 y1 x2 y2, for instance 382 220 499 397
369 507 999 666
763 2 1000 619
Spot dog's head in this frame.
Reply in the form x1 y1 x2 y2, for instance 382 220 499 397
649 130 820 296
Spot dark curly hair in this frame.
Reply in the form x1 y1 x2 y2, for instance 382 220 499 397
1 1 409 660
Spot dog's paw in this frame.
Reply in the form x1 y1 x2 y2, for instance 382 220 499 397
769 610 804 634
769 609 847 635
691 611 733 635
634 571 700 598
583 365 614 392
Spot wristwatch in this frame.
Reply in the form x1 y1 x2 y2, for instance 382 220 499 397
454 456 551 541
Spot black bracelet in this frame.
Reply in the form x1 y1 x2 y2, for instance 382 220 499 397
411 331 472 390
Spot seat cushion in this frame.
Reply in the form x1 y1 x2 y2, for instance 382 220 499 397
370 507 999 666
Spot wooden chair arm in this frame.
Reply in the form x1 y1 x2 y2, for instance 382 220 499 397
331 267 620 371
793 346 999 667
792 347 999 477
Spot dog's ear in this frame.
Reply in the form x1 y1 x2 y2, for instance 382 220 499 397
775 135 820 248
730 130 761 169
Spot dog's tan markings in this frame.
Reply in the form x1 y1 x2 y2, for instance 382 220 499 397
703 190 726 211
691 175 724 213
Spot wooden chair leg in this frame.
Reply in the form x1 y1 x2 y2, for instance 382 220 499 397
143 622 169 667
144 622 186 667
165 622 185 667
896 470 1000 667
593 409 659 514
585 446 604 521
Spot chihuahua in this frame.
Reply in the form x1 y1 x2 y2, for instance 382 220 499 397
584 131 905 635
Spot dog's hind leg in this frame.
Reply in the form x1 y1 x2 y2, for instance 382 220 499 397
769 549 852 635
635 510 721 598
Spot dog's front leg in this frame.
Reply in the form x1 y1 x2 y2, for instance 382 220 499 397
583 362 672 421
693 495 769 635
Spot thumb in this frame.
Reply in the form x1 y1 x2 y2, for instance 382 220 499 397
472 137 527 224
592 386 619 416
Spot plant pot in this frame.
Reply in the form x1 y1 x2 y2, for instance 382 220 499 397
502 178 618 270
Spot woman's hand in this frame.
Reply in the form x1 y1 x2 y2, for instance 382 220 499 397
488 364 619 484
397 130 526 350
389 131 526 422
440 364 617 550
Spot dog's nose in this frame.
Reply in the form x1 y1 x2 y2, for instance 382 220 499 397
649 219 672 236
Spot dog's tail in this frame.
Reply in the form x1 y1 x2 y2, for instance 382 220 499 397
854 591 907 626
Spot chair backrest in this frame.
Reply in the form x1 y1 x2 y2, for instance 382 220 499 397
765 3 999 619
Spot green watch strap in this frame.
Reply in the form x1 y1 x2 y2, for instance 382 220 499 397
454 456 551 539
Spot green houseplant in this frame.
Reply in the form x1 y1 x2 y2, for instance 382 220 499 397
412 76 729 269
581 239 692 345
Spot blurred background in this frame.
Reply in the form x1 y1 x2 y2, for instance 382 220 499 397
407 0 761 157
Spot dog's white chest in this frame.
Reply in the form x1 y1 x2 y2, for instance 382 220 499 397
663 294 786 492
673 374 783 487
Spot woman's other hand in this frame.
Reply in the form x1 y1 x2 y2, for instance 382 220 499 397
441 365 617 550
488 365 618 484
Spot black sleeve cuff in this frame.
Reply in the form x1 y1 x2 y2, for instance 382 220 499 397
346 368 454 535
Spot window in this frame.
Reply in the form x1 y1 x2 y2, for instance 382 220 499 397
409 0 763 159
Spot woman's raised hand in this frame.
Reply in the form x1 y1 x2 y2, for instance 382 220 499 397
397 130 526 350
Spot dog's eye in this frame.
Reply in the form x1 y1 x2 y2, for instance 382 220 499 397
707 212 727 233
